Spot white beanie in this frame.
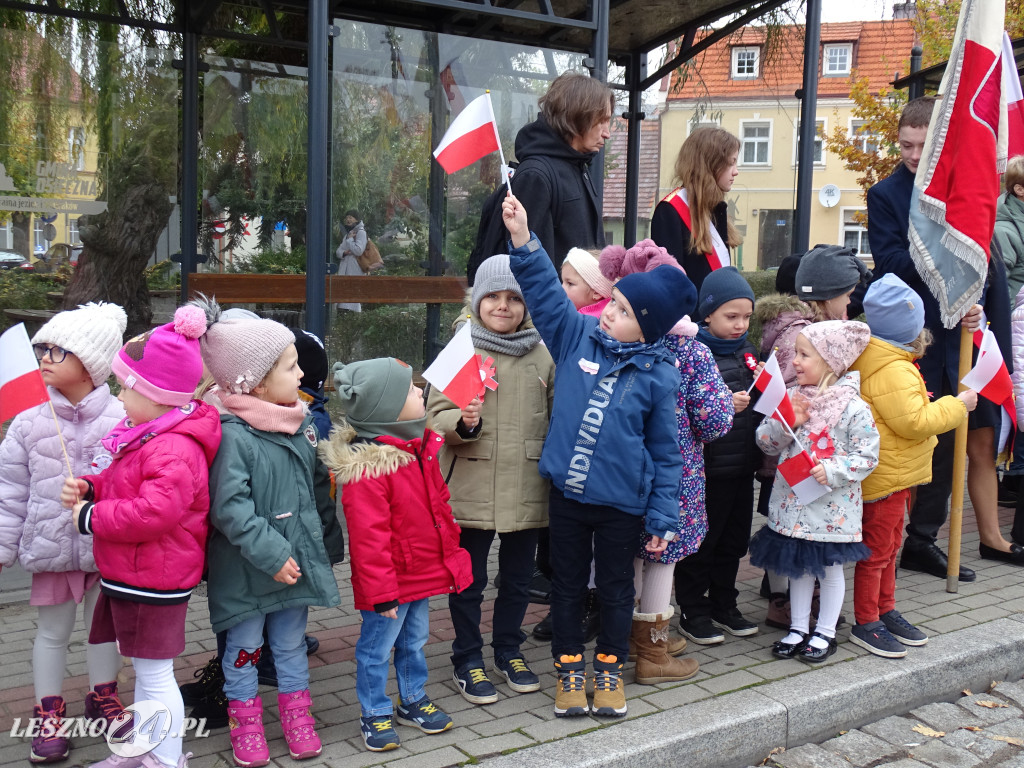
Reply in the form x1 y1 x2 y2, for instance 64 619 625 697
564 248 613 298
33 302 127 386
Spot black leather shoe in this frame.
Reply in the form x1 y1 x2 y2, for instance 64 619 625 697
771 632 810 659
798 632 838 664
979 542 1024 564
528 568 552 604
305 634 320 655
532 611 553 641
900 542 976 582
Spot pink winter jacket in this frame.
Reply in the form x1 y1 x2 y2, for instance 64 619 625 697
81 402 221 603
1013 286 1024 431
0 386 124 573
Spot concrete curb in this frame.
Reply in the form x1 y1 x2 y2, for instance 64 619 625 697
478 614 1024 768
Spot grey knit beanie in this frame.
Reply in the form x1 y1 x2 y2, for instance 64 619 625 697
795 245 871 301
33 302 127 386
190 295 296 394
471 254 523 315
333 358 412 434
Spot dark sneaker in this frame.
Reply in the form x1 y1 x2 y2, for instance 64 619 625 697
711 607 759 637
679 613 725 645
189 687 229 729
304 634 320 655
452 664 498 704
494 654 541 693
880 609 928 647
395 696 452 734
532 611 553 641
528 568 552 604
29 696 69 764
850 622 907 658
360 715 400 752
180 657 225 706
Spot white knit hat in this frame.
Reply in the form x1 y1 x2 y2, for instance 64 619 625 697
33 302 127 386
564 247 613 298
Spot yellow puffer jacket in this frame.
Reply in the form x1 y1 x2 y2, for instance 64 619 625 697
851 337 967 501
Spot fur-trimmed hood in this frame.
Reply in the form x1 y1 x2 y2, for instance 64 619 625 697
754 293 812 325
319 421 418 485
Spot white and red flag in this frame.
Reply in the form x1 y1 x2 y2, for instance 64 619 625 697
963 324 1016 451
777 450 831 506
908 0 1005 327
751 351 796 427
1003 32 1024 160
432 93 501 174
423 322 497 410
0 323 49 426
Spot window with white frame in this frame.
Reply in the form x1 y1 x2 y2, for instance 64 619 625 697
740 121 771 165
794 118 826 165
731 47 759 79
824 44 852 76
842 208 870 255
68 127 85 171
850 120 879 154
68 217 80 244
33 218 51 252
0 221 10 250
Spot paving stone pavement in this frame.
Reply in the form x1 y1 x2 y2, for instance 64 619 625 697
3 505 1024 768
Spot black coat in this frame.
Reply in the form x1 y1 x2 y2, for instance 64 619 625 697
703 339 763 479
651 197 730 294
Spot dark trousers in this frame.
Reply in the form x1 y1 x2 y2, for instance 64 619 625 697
449 527 538 669
548 488 640 661
906 426 956 549
674 474 754 617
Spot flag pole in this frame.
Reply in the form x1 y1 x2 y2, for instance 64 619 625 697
946 326 973 593
46 400 76 480
486 91 511 193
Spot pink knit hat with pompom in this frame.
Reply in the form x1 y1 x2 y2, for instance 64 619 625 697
599 239 684 282
110 305 207 406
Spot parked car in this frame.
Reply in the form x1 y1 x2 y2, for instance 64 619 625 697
0 250 27 269
26 243 82 273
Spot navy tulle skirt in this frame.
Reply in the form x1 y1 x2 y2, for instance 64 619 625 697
748 526 871 580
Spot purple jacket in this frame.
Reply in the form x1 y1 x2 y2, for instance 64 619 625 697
0 386 124 573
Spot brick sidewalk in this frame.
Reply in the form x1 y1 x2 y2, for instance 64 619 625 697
0 502 1020 768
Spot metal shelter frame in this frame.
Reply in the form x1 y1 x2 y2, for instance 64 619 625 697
1 0 808 342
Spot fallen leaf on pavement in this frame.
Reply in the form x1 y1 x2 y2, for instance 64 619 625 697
961 726 983 731
963 689 973 696
975 700 1009 709
912 724 945 738
990 735 1024 746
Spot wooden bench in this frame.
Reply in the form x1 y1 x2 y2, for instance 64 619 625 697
187 274 468 305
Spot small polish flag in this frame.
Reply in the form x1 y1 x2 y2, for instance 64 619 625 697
423 322 490 409
0 323 49 426
432 93 501 174
1003 32 1024 160
777 450 830 505
964 324 1016 451
752 351 796 427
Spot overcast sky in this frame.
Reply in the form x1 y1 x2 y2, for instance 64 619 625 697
820 0 894 23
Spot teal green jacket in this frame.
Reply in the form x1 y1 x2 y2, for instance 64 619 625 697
206 413 342 634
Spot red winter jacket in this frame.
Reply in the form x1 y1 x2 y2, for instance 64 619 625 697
80 402 221 604
320 423 472 612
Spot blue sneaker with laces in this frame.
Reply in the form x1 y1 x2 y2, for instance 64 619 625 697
359 715 400 752
395 696 453 734
880 609 928 646
452 663 498 704
494 654 541 693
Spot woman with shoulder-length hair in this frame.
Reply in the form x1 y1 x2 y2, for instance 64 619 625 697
652 126 743 292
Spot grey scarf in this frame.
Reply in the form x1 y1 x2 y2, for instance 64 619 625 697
469 323 542 358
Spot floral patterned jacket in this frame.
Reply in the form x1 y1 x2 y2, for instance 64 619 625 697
755 372 879 543
639 334 734 563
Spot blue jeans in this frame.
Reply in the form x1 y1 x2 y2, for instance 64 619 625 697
355 599 429 717
223 607 309 701
449 527 537 670
547 488 640 661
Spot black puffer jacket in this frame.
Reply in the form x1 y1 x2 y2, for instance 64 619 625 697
703 340 763 480
510 116 604 267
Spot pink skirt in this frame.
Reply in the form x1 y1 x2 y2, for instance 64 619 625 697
30 571 101 606
89 593 188 660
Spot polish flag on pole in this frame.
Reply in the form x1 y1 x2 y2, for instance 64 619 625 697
0 323 49 426
423 322 490 409
963 324 1017 451
777 450 831 505
1003 32 1024 160
751 350 796 427
433 93 502 174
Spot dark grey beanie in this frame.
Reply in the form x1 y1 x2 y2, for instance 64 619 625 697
794 244 871 301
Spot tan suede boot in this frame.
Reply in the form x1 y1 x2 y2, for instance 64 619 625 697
628 628 687 660
632 607 699 685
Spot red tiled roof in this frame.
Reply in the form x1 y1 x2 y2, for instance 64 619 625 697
669 19 917 100
603 115 661 219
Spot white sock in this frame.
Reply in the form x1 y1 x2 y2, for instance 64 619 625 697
781 631 805 645
638 561 675 614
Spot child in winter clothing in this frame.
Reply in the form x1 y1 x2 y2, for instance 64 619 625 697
321 358 472 752
289 327 332 441
502 193 695 719
0 303 126 765
850 275 976 657
197 300 342 766
60 306 222 768
675 266 763 646
561 247 613 316
426 255 555 705
749 321 879 664
602 242 734 684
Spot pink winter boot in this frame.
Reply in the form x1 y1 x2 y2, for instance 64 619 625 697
277 690 322 760
227 698 269 768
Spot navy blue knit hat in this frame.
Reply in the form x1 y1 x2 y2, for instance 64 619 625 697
288 327 329 392
697 266 755 321
615 265 697 341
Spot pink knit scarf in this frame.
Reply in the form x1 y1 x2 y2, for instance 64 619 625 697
211 388 306 434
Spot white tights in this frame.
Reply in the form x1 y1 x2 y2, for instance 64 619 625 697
34 583 120 700
632 559 675 614
132 657 184 768
784 564 845 650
